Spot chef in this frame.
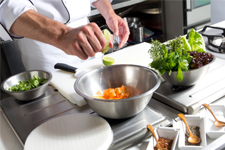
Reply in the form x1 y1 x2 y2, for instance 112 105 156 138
0 0 129 72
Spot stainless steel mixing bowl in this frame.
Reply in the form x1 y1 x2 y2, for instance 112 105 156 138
1 70 52 101
162 56 216 87
74 64 161 119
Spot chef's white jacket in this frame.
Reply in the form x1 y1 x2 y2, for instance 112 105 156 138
0 0 111 72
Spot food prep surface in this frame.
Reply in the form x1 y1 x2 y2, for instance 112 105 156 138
0 85 170 147
1 84 225 150
2 21 225 149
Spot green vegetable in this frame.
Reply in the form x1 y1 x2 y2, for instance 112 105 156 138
148 28 204 82
188 28 206 52
7 74 48 92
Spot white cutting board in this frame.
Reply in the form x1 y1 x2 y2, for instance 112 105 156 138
50 42 152 106
24 113 113 150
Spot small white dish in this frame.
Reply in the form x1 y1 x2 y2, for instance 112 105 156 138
204 104 225 139
178 115 207 150
146 127 179 150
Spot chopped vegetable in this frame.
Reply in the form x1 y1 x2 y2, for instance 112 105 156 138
92 85 131 99
7 75 48 92
148 28 212 82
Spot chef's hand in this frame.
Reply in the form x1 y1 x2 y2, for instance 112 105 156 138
105 13 130 48
9 10 113 60
58 22 113 60
93 0 130 49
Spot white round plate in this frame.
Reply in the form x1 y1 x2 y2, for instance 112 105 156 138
24 113 113 150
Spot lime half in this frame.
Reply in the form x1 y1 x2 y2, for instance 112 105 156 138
102 56 115 66
102 29 111 54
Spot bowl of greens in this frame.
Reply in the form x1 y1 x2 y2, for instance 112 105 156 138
1 70 52 101
149 28 215 87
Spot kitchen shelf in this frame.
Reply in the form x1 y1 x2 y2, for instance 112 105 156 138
89 0 149 16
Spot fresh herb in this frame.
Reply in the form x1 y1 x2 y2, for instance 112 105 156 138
7 75 48 92
148 28 207 82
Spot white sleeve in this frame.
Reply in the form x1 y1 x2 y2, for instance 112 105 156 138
0 0 37 32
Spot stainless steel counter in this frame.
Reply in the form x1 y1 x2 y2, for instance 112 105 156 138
0 85 171 148
1 87 225 150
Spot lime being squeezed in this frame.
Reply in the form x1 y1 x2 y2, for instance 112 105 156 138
102 29 115 66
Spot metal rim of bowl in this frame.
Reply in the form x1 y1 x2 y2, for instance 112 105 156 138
1 70 52 94
74 64 161 102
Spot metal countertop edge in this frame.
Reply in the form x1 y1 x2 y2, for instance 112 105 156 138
108 119 172 150
0 106 24 147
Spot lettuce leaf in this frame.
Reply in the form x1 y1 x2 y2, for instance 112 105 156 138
182 36 191 52
188 28 206 52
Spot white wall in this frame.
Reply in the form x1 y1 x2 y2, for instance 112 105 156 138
211 0 225 24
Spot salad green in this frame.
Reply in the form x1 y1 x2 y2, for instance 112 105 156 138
7 75 48 92
148 28 206 82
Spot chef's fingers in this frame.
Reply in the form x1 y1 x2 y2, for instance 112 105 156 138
78 34 96 57
118 23 129 48
76 24 101 56
112 21 119 37
73 42 89 60
90 26 107 53
85 23 107 53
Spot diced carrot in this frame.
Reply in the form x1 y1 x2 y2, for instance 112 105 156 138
123 93 130 98
92 85 131 100
115 88 122 96
96 91 103 96
103 89 110 99
108 89 116 98
120 85 126 93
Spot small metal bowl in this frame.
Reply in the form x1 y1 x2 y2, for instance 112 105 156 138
162 56 216 87
1 70 52 101
74 64 161 119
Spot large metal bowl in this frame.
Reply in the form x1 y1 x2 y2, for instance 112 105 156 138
162 56 216 87
74 64 161 119
1 70 52 101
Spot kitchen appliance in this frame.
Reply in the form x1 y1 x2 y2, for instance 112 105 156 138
153 57 225 114
163 0 211 40
184 0 211 31
198 26 225 54
152 24 225 114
